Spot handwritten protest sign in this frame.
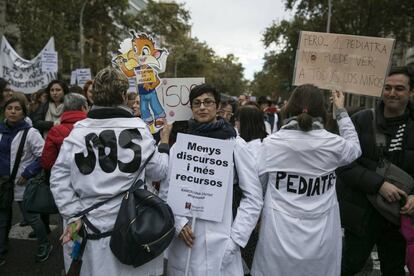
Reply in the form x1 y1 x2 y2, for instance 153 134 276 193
41 51 58 72
135 68 157 84
293 31 395 97
0 36 57 94
167 133 235 222
156 78 205 122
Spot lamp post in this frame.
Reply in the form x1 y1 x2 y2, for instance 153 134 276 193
79 1 87 68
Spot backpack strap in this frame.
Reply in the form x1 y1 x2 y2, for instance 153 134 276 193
10 128 29 182
73 149 155 218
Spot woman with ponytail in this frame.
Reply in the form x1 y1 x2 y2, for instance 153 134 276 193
251 84 361 276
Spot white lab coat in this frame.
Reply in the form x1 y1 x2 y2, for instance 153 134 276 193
162 136 263 276
0 127 44 201
251 115 361 276
50 116 169 276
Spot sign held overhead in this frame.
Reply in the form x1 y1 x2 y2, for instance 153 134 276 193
293 31 395 97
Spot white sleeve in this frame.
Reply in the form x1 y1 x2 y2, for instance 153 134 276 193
28 128 44 158
158 144 189 236
50 139 85 222
231 137 264 248
336 113 362 166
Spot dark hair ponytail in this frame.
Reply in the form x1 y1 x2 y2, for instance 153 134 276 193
282 84 327 132
296 113 313 131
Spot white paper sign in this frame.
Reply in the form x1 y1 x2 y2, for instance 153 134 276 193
156 78 205 123
0 36 57 94
76 68 92 87
41 51 58 72
128 77 136 92
167 133 235 222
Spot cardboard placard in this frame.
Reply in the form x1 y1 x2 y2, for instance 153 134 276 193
156 78 205 123
293 31 395 97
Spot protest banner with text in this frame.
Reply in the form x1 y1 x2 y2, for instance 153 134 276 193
167 133 235 222
0 36 57 94
293 31 395 97
156 78 205 123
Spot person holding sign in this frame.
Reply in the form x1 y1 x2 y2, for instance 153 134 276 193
50 67 172 276
251 85 361 276
337 66 414 276
163 84 263 276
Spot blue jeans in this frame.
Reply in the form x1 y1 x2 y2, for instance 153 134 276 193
140 92 166 123
0 202 48 257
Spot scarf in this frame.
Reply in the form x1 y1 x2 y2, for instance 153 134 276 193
45 102 64 124
187 117 237 140
282 116 324 131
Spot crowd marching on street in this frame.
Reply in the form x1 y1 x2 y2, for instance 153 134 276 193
0 62 414 276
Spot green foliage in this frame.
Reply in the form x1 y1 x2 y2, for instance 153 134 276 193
5 0 247 94
6 0 131 78
252 0 414 101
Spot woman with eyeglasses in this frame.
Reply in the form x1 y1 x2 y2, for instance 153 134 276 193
163 84 263 276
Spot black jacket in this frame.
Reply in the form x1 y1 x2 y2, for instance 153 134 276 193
29 102 53 135
336 101 414 235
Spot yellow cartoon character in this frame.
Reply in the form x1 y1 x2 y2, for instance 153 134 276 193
113 31 168 127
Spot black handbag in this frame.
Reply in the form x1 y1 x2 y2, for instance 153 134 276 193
23 170 58 214
0 128 29 209
367 109 414 225
69 150 175 270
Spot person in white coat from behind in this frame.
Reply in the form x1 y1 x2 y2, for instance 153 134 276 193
251 85 361 276
162 84 264 276
234 103 268 272
50 67 172 276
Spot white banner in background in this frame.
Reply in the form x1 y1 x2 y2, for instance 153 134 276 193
0 36 57 94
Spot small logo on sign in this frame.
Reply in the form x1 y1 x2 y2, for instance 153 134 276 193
185 202 192 210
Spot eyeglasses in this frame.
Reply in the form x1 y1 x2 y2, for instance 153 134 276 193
192 98 216 108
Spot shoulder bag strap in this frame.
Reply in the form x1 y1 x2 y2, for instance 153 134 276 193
10 128 29 182
74 149 156 218
371 109 387 160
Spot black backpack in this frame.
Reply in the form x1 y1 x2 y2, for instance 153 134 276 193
110 179 175 267
68 150 175 272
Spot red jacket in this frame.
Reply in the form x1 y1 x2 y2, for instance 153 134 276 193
41 110 87 170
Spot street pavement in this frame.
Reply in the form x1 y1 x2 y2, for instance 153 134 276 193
0 203 409 275
0 203 64 276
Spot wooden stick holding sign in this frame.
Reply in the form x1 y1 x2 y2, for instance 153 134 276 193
184 216 196 276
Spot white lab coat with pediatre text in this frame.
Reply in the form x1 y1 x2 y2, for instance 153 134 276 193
161 136 263 276
251 114 361 276
50 116 169 276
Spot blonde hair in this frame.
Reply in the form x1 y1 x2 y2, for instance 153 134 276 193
92 67 129 106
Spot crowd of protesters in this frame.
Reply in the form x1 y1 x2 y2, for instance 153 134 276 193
0 64 413 276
